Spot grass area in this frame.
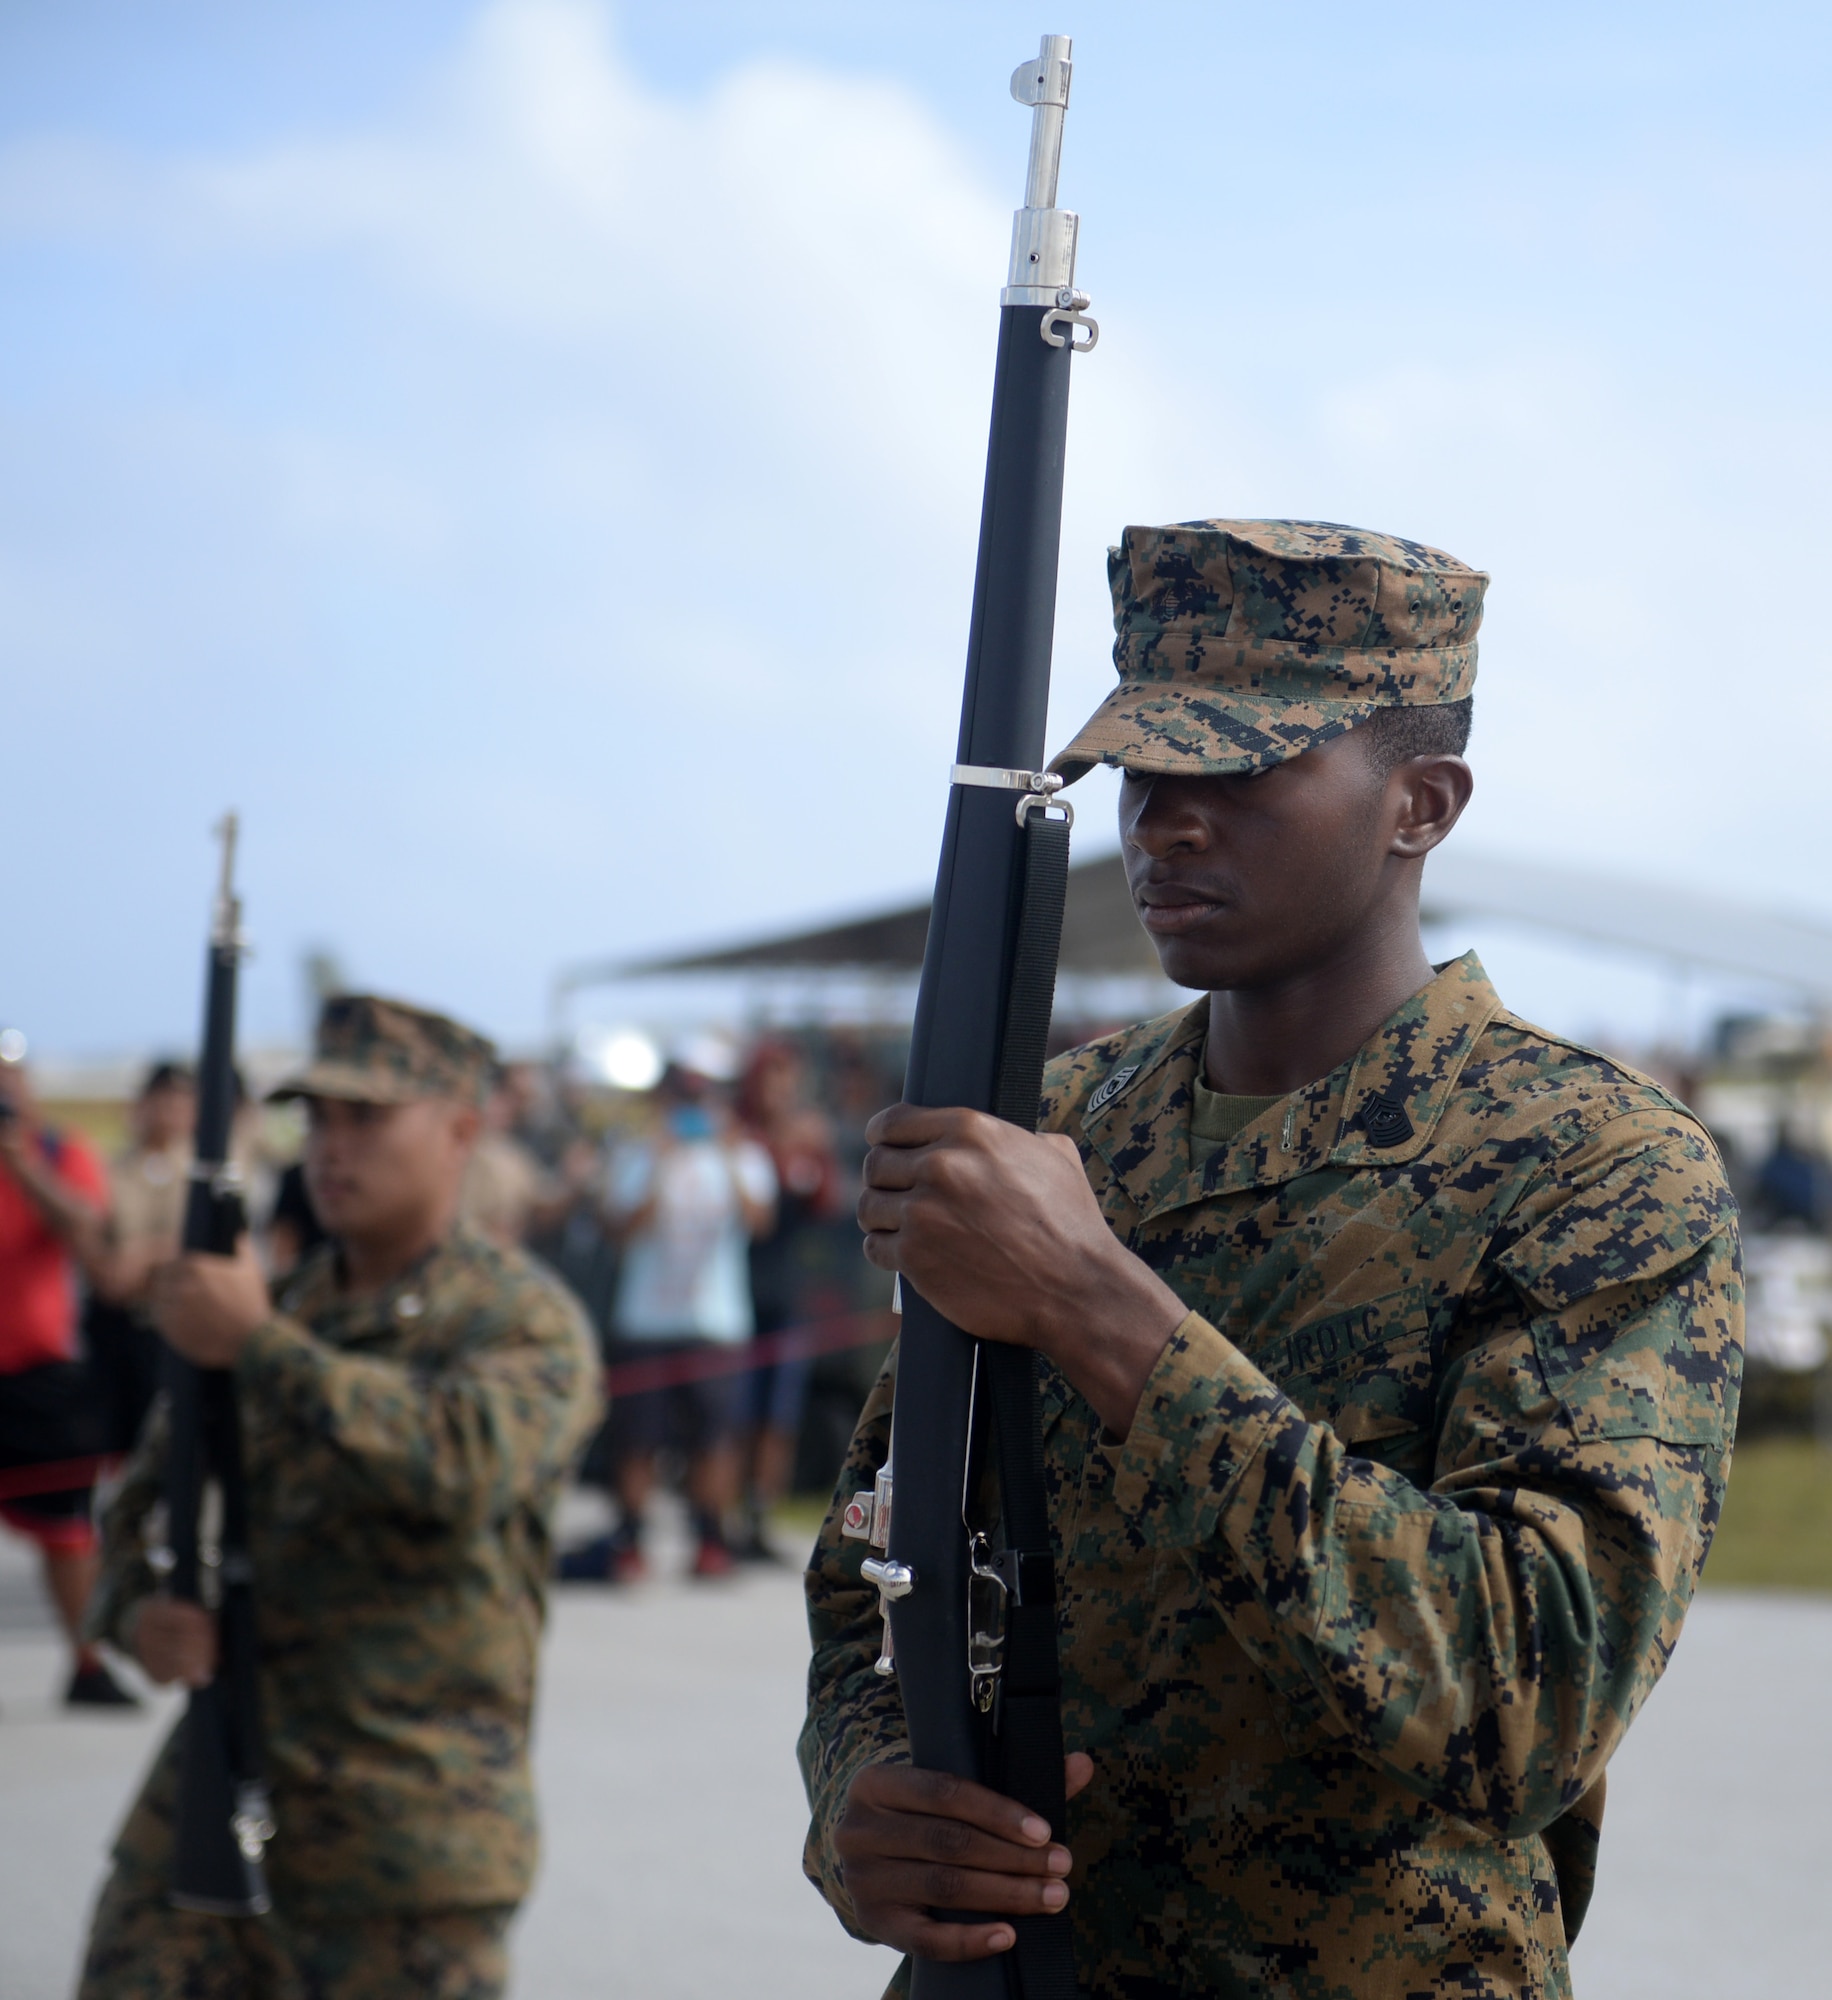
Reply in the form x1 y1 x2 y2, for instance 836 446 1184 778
1705 1436 1832 1592
785 1439 1832 1593
772 1497 833 1567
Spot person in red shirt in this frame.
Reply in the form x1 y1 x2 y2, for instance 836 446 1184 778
0 1036 136 1704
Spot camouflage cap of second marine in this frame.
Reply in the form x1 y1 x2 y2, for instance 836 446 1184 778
269 994 496 1107
1050 518 1487 781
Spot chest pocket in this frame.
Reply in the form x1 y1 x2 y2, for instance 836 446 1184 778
1262 1298 1438 1477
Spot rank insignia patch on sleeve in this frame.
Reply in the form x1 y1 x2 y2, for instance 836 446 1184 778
1089 1064 1141 1114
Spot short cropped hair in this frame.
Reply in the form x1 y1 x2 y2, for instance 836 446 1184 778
139 1060 195 1098
1357 698 1472 778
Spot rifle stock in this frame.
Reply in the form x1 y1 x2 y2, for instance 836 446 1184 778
164 813 273 1916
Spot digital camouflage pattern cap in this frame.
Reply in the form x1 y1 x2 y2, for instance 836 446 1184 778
1051 519 1486 782
269 994 495 1107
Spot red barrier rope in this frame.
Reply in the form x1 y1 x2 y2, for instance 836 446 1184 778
602 1309 895 1397
0 1454 118 1503
0 1309 896 1504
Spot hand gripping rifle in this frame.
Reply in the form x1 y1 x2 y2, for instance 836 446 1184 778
840 36 1095 2000
160 813 275 1914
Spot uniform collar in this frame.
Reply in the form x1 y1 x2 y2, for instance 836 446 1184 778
1080 952 1503 1223
281 1228 472 1339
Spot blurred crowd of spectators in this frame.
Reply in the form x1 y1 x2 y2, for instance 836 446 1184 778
0 1023 905 1697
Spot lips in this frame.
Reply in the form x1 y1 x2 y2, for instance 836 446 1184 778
1135 884 1228 936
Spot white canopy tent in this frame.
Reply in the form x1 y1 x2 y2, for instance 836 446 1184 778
557 846 1832 1023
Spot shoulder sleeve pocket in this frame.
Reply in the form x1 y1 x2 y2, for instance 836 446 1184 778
1496 1130 1734 1315
1493 1121 1740 1445
1528 1238 1741 1445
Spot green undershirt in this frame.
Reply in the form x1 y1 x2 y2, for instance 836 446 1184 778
1190 1079 1285 1163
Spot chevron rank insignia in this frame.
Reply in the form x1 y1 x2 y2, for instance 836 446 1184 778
1089 1064 1141 1114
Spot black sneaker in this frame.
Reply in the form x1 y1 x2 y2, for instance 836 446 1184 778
556 1532 614 1582
66 1662 140 1709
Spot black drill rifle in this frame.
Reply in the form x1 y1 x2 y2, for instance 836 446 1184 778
163 813 274 1915
842 34 1097 2000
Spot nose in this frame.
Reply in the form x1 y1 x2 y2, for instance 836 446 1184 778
1122 775 1211 860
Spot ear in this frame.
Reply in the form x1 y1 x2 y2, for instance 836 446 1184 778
1388 755 1474 861
449 1101 483 1150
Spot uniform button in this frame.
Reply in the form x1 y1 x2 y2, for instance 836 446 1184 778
396 1293 424 1320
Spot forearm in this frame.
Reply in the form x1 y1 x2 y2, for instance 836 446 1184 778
799 1356 912 1933
1034 1244 1187 1438
237 1310 602 1527
85 1404 171 1652
1122 1308 1721 1835
799 1639 912 1937
8 1153 105 1264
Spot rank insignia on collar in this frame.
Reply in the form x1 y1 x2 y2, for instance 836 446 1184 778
1360 1092 1414 1148
1089 1064 1140 1114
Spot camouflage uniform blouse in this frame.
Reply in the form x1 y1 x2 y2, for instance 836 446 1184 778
800 955 1742 2000
91 1228 602 1916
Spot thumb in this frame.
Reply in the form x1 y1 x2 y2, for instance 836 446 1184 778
1064 1752 1095 1800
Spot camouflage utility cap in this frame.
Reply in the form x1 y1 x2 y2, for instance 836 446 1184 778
270 995 495 1107
1051 518 1486 781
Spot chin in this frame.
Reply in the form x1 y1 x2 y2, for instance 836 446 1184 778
308 1197 365 1239
1150 938 1252 993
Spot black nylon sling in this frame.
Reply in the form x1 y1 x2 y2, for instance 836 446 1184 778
984 807 1079 2000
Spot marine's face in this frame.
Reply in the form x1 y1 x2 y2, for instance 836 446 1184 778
303 1093 478 1244
1120 731 1415 993
136 1081 195 1151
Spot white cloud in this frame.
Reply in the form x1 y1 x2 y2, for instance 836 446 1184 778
1 0 1827 1053
0 1 1184 1045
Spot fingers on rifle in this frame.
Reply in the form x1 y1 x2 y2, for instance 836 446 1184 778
902 1917 1017 1961
848 1806 1068 1879
861 1145 922 1193
860 1856 1070 1916
855 1188 904 1234
864 1103 978 1149
858 1229 898 1272
854 1764 1055 1844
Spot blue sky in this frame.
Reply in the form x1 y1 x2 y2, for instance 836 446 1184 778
3 2 1829 1055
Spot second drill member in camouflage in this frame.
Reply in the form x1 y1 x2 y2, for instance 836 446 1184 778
802 521 1743 1998
77 996 602 2000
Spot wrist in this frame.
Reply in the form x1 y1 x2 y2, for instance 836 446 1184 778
1032 1243 1185 1439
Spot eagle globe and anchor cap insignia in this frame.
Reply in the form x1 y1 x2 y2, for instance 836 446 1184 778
1089 1064 1141 1114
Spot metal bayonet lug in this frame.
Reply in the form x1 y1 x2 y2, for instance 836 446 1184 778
209 812 247 957
1000 33 1098 349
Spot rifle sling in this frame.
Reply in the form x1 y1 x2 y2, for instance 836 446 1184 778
984 808 1079 2000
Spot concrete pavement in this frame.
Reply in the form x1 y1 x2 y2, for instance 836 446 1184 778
2 1517 1829 1999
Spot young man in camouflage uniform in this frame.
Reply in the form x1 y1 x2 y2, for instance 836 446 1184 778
801 521 1743 1999
78 996 603 2000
